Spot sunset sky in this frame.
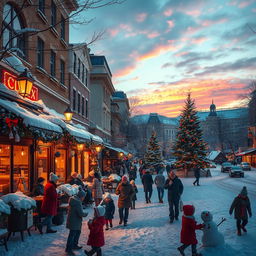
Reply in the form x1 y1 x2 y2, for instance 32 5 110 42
70 0 256 117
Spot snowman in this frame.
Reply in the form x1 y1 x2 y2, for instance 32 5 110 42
201 211 225 247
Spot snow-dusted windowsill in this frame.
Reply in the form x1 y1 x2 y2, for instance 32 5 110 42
36 66 47 75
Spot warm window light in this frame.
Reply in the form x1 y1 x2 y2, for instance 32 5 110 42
21 147 25 156
17 68 34 97
119 152 124 157
77 144 84 151
95 145 102 153
64 106 73 121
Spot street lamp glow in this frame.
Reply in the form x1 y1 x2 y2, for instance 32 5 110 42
64 106 73 121
17 68 34 98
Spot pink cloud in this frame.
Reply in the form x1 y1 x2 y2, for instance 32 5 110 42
238 1 252 8
184 9 201 17
136 13 147 22
164 8 173 16
252 8 256 12
175 51 189 57
147 32 160 39
191 37 208 44
167 20 175 29
108 28 119 37
201 18 228 27
120 24 132 32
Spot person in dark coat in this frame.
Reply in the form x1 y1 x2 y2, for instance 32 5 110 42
130 180 138 209
68 172 85 188
177 205 204 256
128 165 137 181
154 172 165 203
66 190 88 255
115 176 134 226
164 171 184 223
32 177 45 196
101 193 115 230
193 166 201 186
84 206 105 256
38 172 59 234
142 170 153 203
166 164 171 174
229 186 252 236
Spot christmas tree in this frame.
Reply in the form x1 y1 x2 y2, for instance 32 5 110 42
144 131 163 168
173 93 208 172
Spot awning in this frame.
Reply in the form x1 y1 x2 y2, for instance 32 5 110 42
236 148 256 156
65 123 91 142
0 98 62 133
104 144 129 156
91 134 103 144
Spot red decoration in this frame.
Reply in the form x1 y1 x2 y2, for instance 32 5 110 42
5 118 18 128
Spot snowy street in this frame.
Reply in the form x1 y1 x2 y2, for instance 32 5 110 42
2 167 256 256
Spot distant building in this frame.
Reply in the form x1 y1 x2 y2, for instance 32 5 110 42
130 102 249 157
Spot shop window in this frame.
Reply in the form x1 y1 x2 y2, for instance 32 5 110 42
13 146 29 193
83 151 89 177
82 64 85 83
0 145 11 195
3 4 26 59
73 89 76 112
71 150 75 173
77 93 81 114
55 149 66 183
85 99 88 118
37 147 49 183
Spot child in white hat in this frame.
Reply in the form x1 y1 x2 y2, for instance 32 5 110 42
101 193 115 230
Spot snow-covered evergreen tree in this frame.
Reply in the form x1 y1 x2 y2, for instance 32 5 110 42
144 131 163 167
173 93 208 171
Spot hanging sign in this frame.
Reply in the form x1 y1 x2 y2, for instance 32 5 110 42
2 70 39 101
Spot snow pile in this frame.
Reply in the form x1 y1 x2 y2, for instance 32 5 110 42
1 192 36 211
57 184 80 196
0 199 11 215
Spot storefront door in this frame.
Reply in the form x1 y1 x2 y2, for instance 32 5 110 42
55 148 67 183
0 144 10 195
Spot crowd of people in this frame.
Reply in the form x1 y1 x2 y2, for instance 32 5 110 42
31 160 252 256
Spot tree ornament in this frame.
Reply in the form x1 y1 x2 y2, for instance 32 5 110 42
9 130 14 140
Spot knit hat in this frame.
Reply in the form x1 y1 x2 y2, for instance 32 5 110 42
37 177 45 183
95 205 105 217
240 186 247 196
77 174 82 180
77 190 86 198
71 172 78 178
122 176 128 182
183 205 195 216
130 180 135 185
49 172 59 182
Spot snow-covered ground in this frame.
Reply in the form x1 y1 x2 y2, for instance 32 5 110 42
2 166 256 256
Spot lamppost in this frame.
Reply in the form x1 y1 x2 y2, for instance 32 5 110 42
64 106 73 122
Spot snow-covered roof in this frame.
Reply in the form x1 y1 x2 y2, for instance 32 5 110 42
104 144 129 155
207 151 222 160
65 123 91 142
236 148 256 156
131 114 178 126
0 98 62 133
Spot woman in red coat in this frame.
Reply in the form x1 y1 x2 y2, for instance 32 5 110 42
38 172 59 234
84 205 105 256
177 205 203 256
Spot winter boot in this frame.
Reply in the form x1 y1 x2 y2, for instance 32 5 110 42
46 229 57 233
177 246 185 256
119 219 123 225
105 224 109 231
84 250 93 256
110 222 113 228
124 222 127 226
241 225 247 232
37 223 43 234
237 230 242 236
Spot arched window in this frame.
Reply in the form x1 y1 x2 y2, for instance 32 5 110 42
3 3 26 58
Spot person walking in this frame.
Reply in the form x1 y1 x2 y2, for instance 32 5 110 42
65 190 88 255
166 164 171 175
38 172 59 234
193 166 201 186
229 186 252 236
84 206 106 256
142 169 153 203
92 172 104 206
164 171 184 223
115 176 134 226
154 172 165 203
130 180 138 209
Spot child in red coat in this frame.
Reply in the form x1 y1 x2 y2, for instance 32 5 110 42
177 205 204 256
84 205 105 256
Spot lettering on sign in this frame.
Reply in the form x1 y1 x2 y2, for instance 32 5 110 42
2 70 39 101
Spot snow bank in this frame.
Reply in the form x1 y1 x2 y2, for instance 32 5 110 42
0 199 11 215
1 192 36 211
57 184 80 196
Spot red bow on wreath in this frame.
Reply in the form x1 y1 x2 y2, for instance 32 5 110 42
5 118 19 128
